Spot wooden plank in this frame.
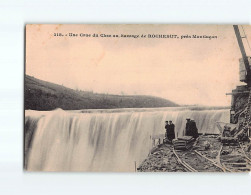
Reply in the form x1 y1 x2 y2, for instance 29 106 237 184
218 145 233 172
182 160 198 172
222 163 236 172
224 162 247 165
216 122 223 134
172 148 198 172
194 150 226 172
239 143 251 162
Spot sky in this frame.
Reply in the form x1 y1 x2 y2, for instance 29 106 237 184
26 24 251 106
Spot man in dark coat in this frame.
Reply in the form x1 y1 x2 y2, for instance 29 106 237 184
185 118 191 136
167 120 175 141
189 119 199 139
165 121 169 138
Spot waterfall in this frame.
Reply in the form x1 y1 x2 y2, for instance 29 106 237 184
25 107 229 172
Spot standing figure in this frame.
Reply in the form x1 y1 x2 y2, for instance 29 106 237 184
165 121 169 138
167 120 175 141
189 119 199 139
185 118 191 136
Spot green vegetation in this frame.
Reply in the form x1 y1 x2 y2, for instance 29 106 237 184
25 75 178 110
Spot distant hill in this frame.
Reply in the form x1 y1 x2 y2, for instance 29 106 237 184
25 75 179 110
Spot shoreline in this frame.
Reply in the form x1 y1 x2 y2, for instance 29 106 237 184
138 135 251 172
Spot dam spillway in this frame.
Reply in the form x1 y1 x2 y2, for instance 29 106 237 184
24 107 229 172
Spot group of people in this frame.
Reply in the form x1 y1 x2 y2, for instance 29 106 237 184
165 117 199 143
185 118 199 139
165 120 175 142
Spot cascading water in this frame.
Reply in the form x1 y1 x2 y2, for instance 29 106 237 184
25 107 229 172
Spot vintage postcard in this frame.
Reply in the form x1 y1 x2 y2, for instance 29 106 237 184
24 24 251 172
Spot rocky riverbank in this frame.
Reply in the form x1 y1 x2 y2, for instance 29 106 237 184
137 135 251 172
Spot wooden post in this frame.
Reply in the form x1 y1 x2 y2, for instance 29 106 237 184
134 161 137 172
